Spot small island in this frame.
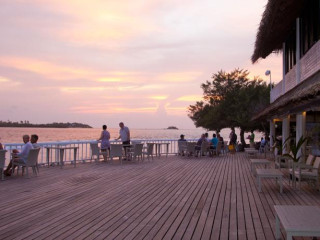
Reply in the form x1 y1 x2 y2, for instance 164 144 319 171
167 126 178 130
0 120 92 128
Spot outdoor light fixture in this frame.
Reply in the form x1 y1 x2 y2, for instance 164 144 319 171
265 70 272 90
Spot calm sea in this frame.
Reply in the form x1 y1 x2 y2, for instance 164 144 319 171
0 127 263 144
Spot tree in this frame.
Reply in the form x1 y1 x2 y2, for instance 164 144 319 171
188 68 270 146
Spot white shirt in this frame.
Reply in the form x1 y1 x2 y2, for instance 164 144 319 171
119 126 130 142
17 142 33 163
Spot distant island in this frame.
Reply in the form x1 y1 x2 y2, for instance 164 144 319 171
167 126 178 130
0 120 92 128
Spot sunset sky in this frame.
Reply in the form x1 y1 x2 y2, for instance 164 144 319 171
0 0 281 129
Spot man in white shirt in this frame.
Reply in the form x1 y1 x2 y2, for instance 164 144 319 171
31 134 40 148
4 135 33 176
116 122 130 159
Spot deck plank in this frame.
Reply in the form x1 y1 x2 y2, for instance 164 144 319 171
1 153 320 240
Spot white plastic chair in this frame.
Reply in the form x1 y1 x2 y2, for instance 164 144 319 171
12 148 40 178
109 144 123 164
0 150 7 180
90 142 108 162
129 143 144 163
186 142 196 157
178 141 187 156
143 143 154 162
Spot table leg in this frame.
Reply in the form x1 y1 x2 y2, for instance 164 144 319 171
74 148 77 168
46 148 50 167
59 149 65 169
279 176 283 193
275 215 280 239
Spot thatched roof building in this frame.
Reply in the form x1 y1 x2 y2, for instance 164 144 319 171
251 0 305 63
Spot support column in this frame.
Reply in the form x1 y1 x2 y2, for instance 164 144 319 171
270 119 275 147
282 42 286 94
296 112 306 158
282 115 290 154
296 18 301 84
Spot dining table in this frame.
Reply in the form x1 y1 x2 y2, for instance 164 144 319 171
45 146 79 169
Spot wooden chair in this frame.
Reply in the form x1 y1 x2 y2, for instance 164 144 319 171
12 148 40 178
109 144 123 164
0 150 7 180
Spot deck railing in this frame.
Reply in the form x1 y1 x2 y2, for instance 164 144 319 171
3 139 198 167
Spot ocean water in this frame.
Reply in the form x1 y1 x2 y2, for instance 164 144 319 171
0 127 263 144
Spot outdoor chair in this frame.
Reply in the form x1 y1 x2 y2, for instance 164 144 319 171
210 141 222 157
275 148 291 169
291 156 320 189
186 142 196 157
143 143 154 162
178 141 187 156
109 144 123 164
12 148 40 178
198 141 210 157
0 150 7 180
90 142 108 162
128 143 144 163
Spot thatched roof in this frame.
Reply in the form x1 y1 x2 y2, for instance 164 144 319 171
252 71 320 120
251 0 305 63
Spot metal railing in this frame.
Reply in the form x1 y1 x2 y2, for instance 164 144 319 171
3 139 198 167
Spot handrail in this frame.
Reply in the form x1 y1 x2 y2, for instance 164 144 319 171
3 139 198 167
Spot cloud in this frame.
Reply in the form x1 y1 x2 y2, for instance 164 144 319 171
176 95 203 102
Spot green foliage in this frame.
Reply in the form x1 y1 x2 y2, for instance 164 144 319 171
188 68 270 145
283 136 309 162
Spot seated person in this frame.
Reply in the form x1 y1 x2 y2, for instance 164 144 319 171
178 134 187 142
217 133 224 148
31 134 40 148
204 133 211 143
210 134 219 149
178 134 187 156
4 135 33 176
196 134 206 151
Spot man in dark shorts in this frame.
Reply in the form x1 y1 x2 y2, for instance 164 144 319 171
116 122 131 160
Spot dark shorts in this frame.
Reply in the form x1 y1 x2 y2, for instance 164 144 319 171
122 141 131 148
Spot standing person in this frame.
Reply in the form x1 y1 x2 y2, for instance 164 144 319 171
229 128 237 154
4 135 33 176
98 125 110 161
250 130 255 148
116 122 130 159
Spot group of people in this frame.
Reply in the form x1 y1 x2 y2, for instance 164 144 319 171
178 132 225 156
97 122 131 160
3 134 39 176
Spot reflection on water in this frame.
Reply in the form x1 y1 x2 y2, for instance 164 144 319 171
0 127 263 144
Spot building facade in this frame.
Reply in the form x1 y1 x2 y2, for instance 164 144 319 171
252 0 320 155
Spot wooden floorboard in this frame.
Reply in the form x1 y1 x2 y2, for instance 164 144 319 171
1 153 320 240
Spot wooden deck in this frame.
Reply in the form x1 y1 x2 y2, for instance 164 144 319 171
1 153 320 240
